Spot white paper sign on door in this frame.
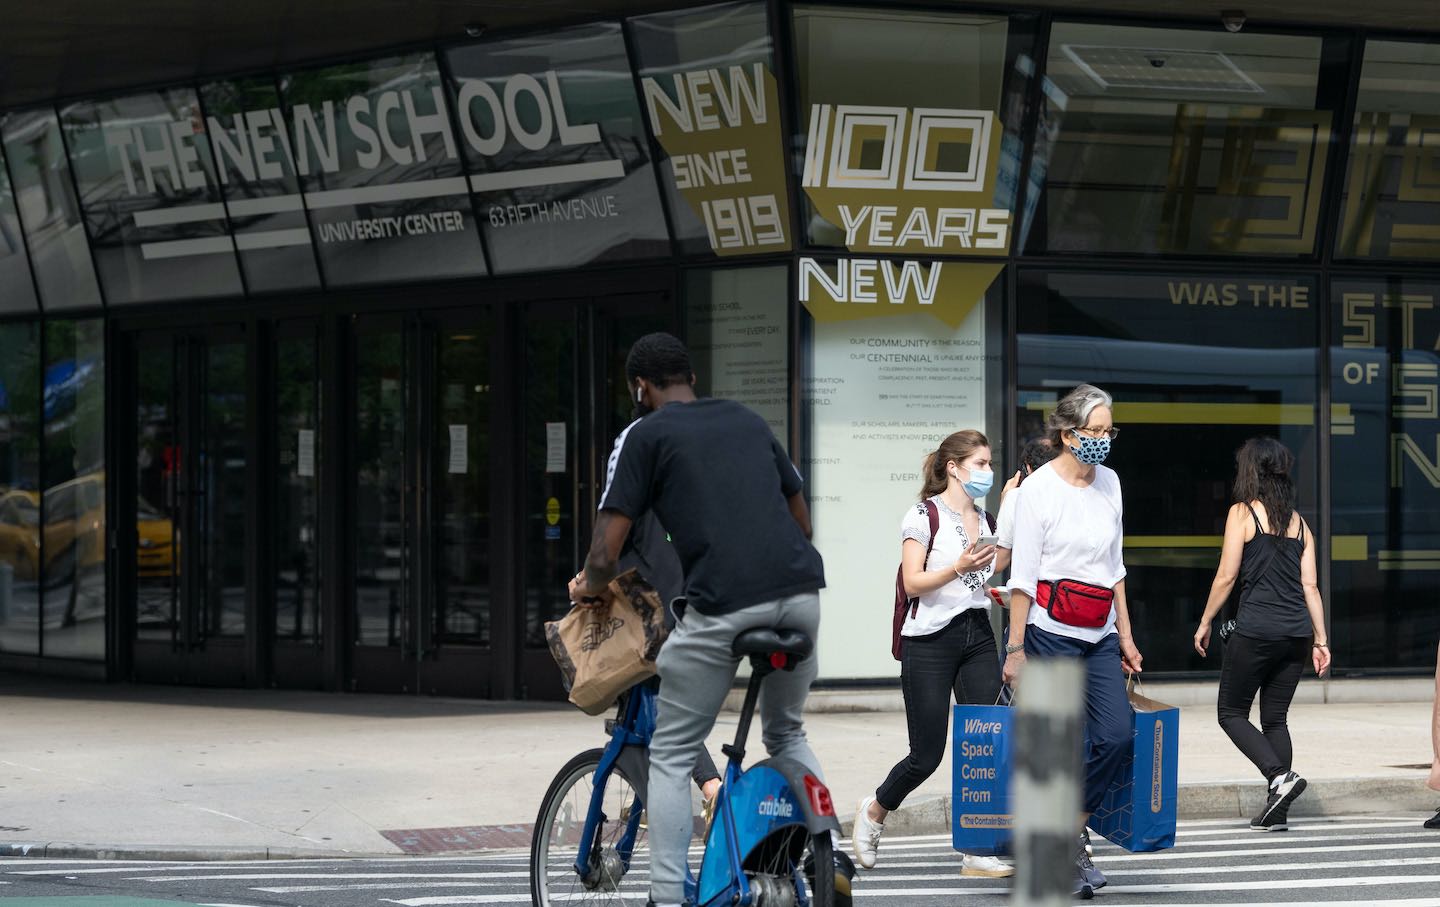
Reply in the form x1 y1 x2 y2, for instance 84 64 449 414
448 424 468 474
297 429 315 477
545 422 567 474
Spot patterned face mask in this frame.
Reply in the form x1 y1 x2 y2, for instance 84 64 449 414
1067 432 1112 466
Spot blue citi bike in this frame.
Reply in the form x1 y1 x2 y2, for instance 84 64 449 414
529 626 842 907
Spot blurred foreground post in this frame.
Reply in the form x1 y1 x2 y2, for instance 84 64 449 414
1012 659 1084 907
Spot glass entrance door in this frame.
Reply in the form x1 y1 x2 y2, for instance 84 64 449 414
348 311 495 696
518 293 675 701
129 327 251 686
271 320 324 688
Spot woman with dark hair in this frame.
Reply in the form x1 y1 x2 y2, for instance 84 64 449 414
851 430 1011 879
1004 384 1138 899
1194 437 1331 832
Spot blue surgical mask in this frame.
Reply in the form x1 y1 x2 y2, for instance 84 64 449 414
960 467 993 499
1067 432 1111 466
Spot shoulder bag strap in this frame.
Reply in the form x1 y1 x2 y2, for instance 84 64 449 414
912 500 940 618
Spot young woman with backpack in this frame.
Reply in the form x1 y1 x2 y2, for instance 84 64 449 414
852 429 1011 879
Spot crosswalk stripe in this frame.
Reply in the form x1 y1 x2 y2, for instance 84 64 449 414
384 897 620 905
134 872 516 882
856 856 1440 882
1177 820 1426 837
1089 874 1440 893
1114 901 1440 907
256 881 523 893
865 838 1440 869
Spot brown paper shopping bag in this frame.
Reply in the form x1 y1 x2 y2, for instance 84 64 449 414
545 569 668 715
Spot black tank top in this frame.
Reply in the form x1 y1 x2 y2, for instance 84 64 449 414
1235 503 1311 639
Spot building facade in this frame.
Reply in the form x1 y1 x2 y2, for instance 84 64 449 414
0 1 1436 698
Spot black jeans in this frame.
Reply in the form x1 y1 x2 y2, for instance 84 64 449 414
877 609 1001 810
1216 632 1309 782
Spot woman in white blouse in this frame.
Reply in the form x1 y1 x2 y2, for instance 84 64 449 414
851 430 1013 879
1002 384 1142 900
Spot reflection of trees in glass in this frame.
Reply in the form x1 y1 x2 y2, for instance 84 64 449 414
0 323 41 490
40 318 105 649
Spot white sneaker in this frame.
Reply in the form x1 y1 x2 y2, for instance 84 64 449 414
851 796 884 870
960 853 1015 878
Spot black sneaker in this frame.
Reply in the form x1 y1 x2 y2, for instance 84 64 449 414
1425 809 1440 830
1076 834 1107 891
1073 868 1095 900
1251 771 1307 831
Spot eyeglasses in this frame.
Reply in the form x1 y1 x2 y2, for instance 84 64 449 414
1074 425 1120 440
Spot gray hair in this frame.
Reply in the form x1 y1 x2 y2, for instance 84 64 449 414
1046 384 1114 447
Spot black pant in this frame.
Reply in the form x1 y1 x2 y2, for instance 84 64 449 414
1216 632 1308 782
877 609 1001 810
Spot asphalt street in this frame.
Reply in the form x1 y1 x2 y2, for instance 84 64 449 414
1 813 1438 906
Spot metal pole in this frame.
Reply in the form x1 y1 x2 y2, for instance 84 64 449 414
1012 658 1084 907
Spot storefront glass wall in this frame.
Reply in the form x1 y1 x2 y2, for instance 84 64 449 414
62 91 245 304
1016 270 1320 672
0 5 1438 683
0 321 41 655
1338 40 1440 261
1 109 104 312
447 23 670 272
1031 24 1332 257
0 143 39 314
200 78 324 294
1329 275 1440 669
631 2 793 258
40 318 105 660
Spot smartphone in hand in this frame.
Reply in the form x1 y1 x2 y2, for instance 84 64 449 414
975 534 999 548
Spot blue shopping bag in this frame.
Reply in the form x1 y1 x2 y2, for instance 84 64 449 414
1090 691 1179 852
951 703 1012 856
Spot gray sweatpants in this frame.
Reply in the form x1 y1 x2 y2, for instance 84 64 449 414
647 592 824 905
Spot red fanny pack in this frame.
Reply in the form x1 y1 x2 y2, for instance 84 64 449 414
1036 579 1114 628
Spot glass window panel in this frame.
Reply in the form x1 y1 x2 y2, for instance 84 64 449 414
134 338 177 643
353 329 407 648
435 322 490 643
631 2 792 257
445 22 671 272
1337 41 1440 261
684 265 790 442
0 322 41 655
1030 24 1331 256
1016 270 1319 672
1 109 103 311
522 308 576 648
801 259 1005 680
791 6 1017 255
200 340 248 640
61 90 244 304
0 143 39 313
275 330 320 642
1329 277 1440 670
200 77 322 292
281 53 488 287
42 318 106 660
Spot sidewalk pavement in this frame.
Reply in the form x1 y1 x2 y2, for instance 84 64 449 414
0 672 1435 860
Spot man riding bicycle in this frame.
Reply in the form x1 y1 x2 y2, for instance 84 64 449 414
568 332 828 907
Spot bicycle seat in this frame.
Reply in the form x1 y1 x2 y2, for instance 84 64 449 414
731 628 813 661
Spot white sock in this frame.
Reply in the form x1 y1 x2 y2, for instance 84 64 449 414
1269 772 1287 790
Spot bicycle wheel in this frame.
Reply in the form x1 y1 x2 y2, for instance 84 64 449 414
742 826 834 907
530 747 649 907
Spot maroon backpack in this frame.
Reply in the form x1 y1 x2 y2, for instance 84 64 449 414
892 501 996 661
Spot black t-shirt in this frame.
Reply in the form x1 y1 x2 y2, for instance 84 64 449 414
599 398 826 614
